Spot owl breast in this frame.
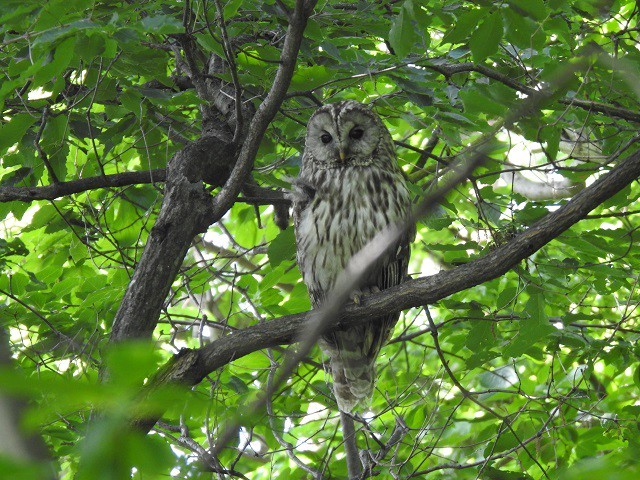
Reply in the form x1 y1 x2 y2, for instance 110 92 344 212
295 165 410 301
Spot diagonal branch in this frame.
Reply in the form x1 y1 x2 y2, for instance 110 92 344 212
108 137 233 343
132 148 640 433
207 0 318 223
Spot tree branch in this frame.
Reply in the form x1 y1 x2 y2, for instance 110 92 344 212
0 169 288 206
33 106 60 183
0 169 166 202
341 411 363 479
207 0 318 223
132 148 640 433
423 61 640 124
108 136 234 343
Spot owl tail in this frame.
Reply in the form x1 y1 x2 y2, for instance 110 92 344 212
320 324 383 413
329 352 376 413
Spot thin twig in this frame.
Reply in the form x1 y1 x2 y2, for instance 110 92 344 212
265 356 325 478
425 308 549 478
33 107 59 183
211 0 244 143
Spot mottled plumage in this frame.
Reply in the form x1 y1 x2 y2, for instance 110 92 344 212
292 101 413 412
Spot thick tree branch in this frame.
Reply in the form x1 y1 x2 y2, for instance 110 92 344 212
109 137 234 342
0 169 288 205
0 169 166 202
133 149 640 433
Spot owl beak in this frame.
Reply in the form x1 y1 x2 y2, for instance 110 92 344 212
338 148 346 162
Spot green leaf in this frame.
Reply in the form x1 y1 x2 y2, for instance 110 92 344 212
389 2 416 59
290 65 332 91
32 19 97 46
545 16 574 49
268 227 296 267
465 320 494 353
282 282 311 313
481 466 535 479
507 0 548 21
423 205 453 230
443 7 484 45
33 36 77 87
633 365 640 390
0 238 29 258
139 15 183 34
460 89 506 117
540 125 561 160
75 32 107 61
504 8 545 50
502 292 556 358
0 114 37 154
0 457 52 480
478 201 502 225
469 11 503 62
120 89 145 117
41 115 68 150
224 0 243 18
104 342 162 389
497 286 518 309
235 351 270 370
0 167 32 187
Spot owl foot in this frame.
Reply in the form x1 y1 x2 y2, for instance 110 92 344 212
350 286 380 305
284 176 316 206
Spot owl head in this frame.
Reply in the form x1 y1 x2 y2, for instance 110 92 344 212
303 101 395 169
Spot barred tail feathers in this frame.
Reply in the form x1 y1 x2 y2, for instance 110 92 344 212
329 349 376 412
321 320 393 412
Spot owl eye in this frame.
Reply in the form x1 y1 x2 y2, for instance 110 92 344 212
349 127 364 139
320 133 332 144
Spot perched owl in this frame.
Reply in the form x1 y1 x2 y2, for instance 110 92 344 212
292 101 413 412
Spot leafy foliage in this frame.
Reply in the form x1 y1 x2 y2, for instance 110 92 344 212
1 0 639 479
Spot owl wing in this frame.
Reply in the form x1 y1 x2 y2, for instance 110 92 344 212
370 221 414 343
290 173 328 308
290 178 316 221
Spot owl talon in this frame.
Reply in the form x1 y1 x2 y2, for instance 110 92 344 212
286 178 316 200
351 292 363 305
350 287 380 305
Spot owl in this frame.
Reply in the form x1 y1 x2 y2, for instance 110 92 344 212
291 101 413 413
